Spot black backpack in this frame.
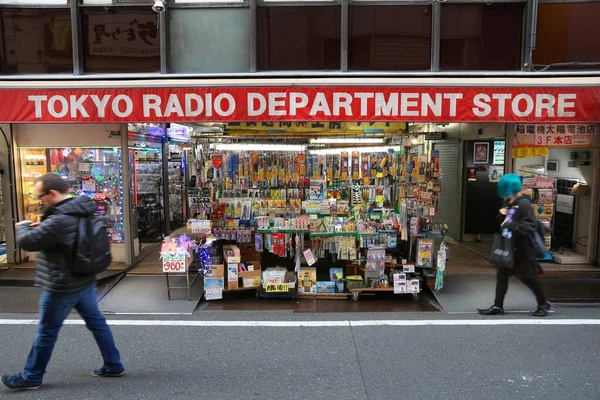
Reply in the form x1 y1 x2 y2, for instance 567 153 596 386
69 216 112 276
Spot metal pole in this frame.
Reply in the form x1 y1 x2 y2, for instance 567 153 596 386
121 124 134 268
160 7 169 73
431 1 441 72
249 0 257 72
70 0 83 74
162 133 170 236
340 0 348 72
524 0 539 71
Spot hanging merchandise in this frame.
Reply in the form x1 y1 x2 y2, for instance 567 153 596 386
184 132 447 300
416 239 434 269
435 240 448 291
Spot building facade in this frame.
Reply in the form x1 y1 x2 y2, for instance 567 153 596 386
0 0 599 268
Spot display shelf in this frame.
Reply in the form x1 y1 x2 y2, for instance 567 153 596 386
296 293 349 299
223 286 258 292
309 232 356 238
348 286 420 301
257 229 310 234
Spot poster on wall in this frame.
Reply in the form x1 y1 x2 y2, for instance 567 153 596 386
492 141 505 165
474 142 489 164
489 166 504 183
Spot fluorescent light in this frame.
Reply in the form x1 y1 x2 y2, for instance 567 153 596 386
310 137 385 145
309 146 402 155
212 143 306 152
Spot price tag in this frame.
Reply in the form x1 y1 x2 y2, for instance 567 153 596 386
303 249 316 266
79 163 91 172
82 179 96 192
191 219 211 234
162 254 187 273
265 283 289 293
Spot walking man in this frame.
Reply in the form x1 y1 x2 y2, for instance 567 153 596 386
1 173 124 391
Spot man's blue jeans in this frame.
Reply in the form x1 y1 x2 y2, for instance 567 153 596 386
22 283 123 383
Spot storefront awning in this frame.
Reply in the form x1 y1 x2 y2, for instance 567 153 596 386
0 77 599 124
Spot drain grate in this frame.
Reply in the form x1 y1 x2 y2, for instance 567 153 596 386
0 287 42 313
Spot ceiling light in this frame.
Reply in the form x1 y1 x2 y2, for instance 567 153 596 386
309 137 385 145
212 143 306 152
308 146 403 155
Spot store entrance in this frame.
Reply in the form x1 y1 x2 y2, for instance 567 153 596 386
463 139 505 239
129 139 166 262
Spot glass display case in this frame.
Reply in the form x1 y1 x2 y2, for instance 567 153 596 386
19 147 125 243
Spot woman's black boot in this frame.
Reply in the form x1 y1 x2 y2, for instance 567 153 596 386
532 302 550 317
477 305 505 315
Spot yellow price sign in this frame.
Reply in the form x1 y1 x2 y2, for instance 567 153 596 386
265 283 289 293
524 147 535 158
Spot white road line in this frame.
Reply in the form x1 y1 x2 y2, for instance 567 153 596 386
0 319 599 327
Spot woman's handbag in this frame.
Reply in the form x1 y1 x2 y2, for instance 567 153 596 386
489 233 514 269
530 220 548 258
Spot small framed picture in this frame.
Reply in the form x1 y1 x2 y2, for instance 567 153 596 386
546 160 559 172
474 142 489 164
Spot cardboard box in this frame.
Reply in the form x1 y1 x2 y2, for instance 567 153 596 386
316 281 336 294
243 277 261 288
239 261 262 278
223 244 241 264
227 280 239 290
298 268 317 294
227 264 239 282
239 243 262 263
206 264 224 277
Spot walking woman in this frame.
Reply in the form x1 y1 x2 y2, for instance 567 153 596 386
478 173 552 317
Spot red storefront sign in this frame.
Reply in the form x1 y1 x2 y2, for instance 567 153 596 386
1 86 599 123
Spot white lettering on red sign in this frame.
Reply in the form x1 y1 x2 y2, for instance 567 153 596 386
17 88 599 123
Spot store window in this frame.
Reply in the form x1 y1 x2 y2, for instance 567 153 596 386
19 147 125 243
257 5 341 70
169 8 250 73
533 3 600 71
0 8 73 74
348 5 432 71
440 3 523 71
82 7 160 73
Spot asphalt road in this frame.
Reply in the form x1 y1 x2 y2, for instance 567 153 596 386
1 306 599 400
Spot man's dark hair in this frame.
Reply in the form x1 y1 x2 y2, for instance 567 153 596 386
36 173 69 194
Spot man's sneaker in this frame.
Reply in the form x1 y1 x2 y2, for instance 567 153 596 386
92 366 125 378
0 374 41 391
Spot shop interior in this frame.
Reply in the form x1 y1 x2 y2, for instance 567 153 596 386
149 121 466 301
128 124 190 264
6 122 596 300
513 147 595 265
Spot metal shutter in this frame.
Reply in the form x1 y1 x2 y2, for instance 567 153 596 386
433 140 461 241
